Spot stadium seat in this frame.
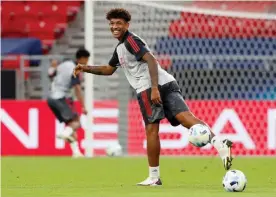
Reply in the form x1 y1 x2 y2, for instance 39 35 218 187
1 17 28 38
55 1 82 21
27 20 56 40
26 20 57 53
192 1 274 13
155 37 275 56
169 12 276 38
26 1 68 23
1 1 26 16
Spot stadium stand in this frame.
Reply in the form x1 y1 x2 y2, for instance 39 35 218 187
1 1 83 54
1 1 275 100
1 1 83 99
153 3 276 99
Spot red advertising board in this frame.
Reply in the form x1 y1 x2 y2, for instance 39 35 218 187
128 100 276 156
1 100 118 156
1 100 276 156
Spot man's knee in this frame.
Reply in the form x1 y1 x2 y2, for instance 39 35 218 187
146 123 160 136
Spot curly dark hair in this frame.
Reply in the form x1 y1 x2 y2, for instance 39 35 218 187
106 8 131 22
75 48 90 59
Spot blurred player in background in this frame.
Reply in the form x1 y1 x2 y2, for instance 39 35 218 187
47 48 90 158
73 8 233 185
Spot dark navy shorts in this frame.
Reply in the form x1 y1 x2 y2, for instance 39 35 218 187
137 81 189 126
47 97 78 123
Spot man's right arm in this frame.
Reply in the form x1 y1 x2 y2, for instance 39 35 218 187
74 48 119 77
81 65 117 76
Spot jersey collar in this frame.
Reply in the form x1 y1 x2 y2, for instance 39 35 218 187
119 30 130 43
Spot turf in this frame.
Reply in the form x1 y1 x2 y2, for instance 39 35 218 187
1 157 276 197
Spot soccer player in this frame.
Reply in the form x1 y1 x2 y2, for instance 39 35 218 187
47 48 90 158
73 8 233 185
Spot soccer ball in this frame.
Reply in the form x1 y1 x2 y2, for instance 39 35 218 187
106 143 122 157
188 124 211 147
223 170 247 192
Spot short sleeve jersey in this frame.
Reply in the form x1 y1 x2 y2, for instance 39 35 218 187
49 60 80 99
108 31 175 93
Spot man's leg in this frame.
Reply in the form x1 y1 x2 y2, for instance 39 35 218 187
175 111 233 170
137 122 162 186
159 81 232 170
146 123 160 178
49 97 83 158
64 119 83 158
136 89 163 186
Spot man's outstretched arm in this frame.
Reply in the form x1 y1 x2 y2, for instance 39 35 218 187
74 64 117 77
81 65 117 75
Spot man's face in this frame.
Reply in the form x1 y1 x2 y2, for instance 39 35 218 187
77 57 89 65
109 18 129 40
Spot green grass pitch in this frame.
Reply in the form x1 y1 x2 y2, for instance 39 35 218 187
1 157 276 197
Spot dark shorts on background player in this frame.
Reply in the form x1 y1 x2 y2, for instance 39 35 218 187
137 80 189 127
47 97 78 123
